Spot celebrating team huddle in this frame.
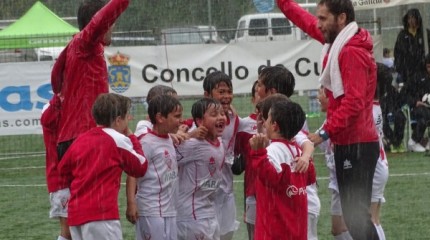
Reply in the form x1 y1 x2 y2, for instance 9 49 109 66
42 0 387 239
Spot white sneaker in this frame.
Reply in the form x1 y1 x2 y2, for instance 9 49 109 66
408 139 426 152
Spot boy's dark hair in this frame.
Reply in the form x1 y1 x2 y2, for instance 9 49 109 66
259 93 291 120
259 66 295 97
191 98 222 127
92 93 131 126
270 101 305 140
147 85 177 103
147 95 182 125
376 62 393 100
77 0 106 31
318 0 355 24
203 71 233 94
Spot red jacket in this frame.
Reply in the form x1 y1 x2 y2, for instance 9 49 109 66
58 127 147 226
51 0 129 143
252 140 315 240
41 95 68 193
235 114 258 197
277 0 378 145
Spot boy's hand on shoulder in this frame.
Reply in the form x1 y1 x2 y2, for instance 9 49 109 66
189 126 208 140
169 133 186 145
249 133 269 150
294 155 310 173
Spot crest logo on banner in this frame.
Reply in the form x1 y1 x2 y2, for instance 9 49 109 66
108 52 131 93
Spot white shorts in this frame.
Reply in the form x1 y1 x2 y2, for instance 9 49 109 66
372 158 388 203
244 196 256 225
49 188 70 218
136 216 177 240
177 217 219 240
215 191 240 235
308 213 319 240
70 220 122 240
330 189 343 216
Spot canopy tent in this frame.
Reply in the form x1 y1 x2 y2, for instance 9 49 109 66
0 1 78 49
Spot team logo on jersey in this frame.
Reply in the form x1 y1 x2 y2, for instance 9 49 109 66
343 159 352 169
208 157 216 176
251 124 257 131
164 149 172 169
108 52 131 93
286 185 307 198
61 197 69 210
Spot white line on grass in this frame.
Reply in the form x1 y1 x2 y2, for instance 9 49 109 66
1 172 429 187
0 154 44 161
0 166 44 170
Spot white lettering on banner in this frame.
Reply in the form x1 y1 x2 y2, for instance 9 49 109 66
352 0 429 10
0 38 382 135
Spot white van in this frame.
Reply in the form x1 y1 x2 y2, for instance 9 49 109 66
233 12 308 42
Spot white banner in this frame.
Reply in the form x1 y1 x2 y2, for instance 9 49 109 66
0 37 382 136
352 0 429 10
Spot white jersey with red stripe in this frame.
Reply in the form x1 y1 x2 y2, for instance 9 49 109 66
372 102 389 202
135 120 153 137
175 137 225 221
294 123 321 217
136 131 178 217
219 112 239 194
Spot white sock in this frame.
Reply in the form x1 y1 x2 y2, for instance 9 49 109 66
375 224 386 240
57 236 69 240
334 231 353 240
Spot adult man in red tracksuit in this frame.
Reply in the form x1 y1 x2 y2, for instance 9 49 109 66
51 0 130 159
277 0 379 239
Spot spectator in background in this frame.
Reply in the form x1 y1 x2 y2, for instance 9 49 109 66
382 48 394 70
402 54 430 152
394 8 430 84
378 63 407 153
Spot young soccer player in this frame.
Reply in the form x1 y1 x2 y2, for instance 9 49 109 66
41 95 70 240
175 98 226 240
249 100 316 240
256 66 320 239
256 66 312 172
53 0 131 160
203 71 240 240
57 93 148 240
257 94 320 240
234 80 259 240
135 85 178 136
126 94 182 240
371 63 390 240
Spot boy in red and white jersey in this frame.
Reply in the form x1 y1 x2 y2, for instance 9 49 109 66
41 95 70 240
203 71 240 240
234 81 259 239
135 85 178 136
126 95 183 240
58 93 148 240
175 98 226 240
257 94 319 240
370 63 390 240
250 101 315 240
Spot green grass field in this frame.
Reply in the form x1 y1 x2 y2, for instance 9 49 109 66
1 95 429 239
